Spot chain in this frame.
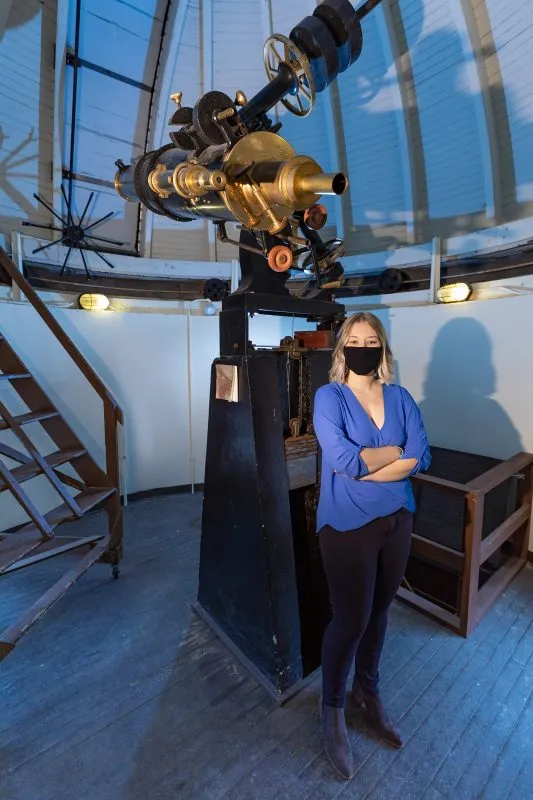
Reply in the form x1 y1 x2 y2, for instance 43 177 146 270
298 354 303 424
304 355 314 435
285 338 301 433
283 347 321 533
285 350 291 421
304 353 320 532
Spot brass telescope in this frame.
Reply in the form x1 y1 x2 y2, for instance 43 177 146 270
113 0 382 289
115 132 348 235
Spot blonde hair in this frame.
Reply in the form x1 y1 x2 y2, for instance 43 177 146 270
329 312 394 384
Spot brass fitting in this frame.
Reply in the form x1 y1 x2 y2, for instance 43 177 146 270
214 107 235 122
219 132 347 233
148 163 172 198
173 163 227 197
257 156 348 210
148 162 227 199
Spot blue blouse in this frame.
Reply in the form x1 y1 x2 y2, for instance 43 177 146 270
313 382 431 532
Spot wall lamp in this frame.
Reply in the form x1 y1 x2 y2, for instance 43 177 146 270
78 293 110 311
436 282 473 304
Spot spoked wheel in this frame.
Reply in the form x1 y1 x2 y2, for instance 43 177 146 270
263 34 316 117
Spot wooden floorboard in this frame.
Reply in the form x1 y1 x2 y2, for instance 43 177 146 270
478 679 533 799
423 789 446 800
0 493 532 800
374 575 528 798
373 586 533 800
506 753 533 800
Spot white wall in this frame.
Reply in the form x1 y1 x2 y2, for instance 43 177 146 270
1 293 532 548
370 293 533 548
370 294 533 460
1 303 187 530
0 300 299 530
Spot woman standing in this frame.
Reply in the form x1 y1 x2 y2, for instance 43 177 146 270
313 311 431 779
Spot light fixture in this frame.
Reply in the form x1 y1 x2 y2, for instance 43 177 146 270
202 301 217 316
78 293 110 311
437 282 472 304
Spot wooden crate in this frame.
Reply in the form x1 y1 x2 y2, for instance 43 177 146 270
399 448 533 636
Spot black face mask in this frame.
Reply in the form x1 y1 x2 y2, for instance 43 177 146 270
344 346 383 376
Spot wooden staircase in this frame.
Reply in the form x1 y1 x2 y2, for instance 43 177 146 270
0 246 123 662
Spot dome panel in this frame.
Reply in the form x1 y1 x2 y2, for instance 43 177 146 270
212 0 266 101
337 6 408 237
150 0 206 261
485 0 533 209
210 0 269 261
270 0 316 42
404 0 486 219
4 0 533 264
68 0 164 85
0 3 55 236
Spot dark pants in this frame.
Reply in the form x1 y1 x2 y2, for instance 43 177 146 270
319 508 413 708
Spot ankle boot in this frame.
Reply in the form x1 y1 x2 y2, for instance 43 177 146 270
351 681 403 748
320 700 354 780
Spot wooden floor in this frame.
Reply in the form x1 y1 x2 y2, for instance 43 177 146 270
1 494 533 800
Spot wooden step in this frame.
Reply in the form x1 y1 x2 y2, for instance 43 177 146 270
0 400 86 518
0 537 109 656
1 532 106 575
0 530 48 574
0 409 59 432
0 373 32 380
0 442 32 464
16 486 117 535
0 487 116 574
0 447 87 493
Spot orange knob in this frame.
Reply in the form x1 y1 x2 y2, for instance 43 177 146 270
267 245 293 272
303 203 328 230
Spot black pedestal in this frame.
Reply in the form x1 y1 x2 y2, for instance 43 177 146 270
197 348 333 700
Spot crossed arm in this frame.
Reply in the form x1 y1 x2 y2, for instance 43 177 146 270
313 386 430 484
359 445 405 474
359 455 418 482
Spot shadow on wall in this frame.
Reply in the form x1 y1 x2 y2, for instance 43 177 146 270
418 318 522 460
0 125 38 219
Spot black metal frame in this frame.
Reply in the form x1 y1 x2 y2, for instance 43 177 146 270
218 292 345 356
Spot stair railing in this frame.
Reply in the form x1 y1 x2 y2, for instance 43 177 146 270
0 246 124 498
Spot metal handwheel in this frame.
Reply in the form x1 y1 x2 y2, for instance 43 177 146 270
263 34 316 117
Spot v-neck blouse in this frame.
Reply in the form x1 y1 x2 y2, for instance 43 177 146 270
313 381 431 532
339 381 387 433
